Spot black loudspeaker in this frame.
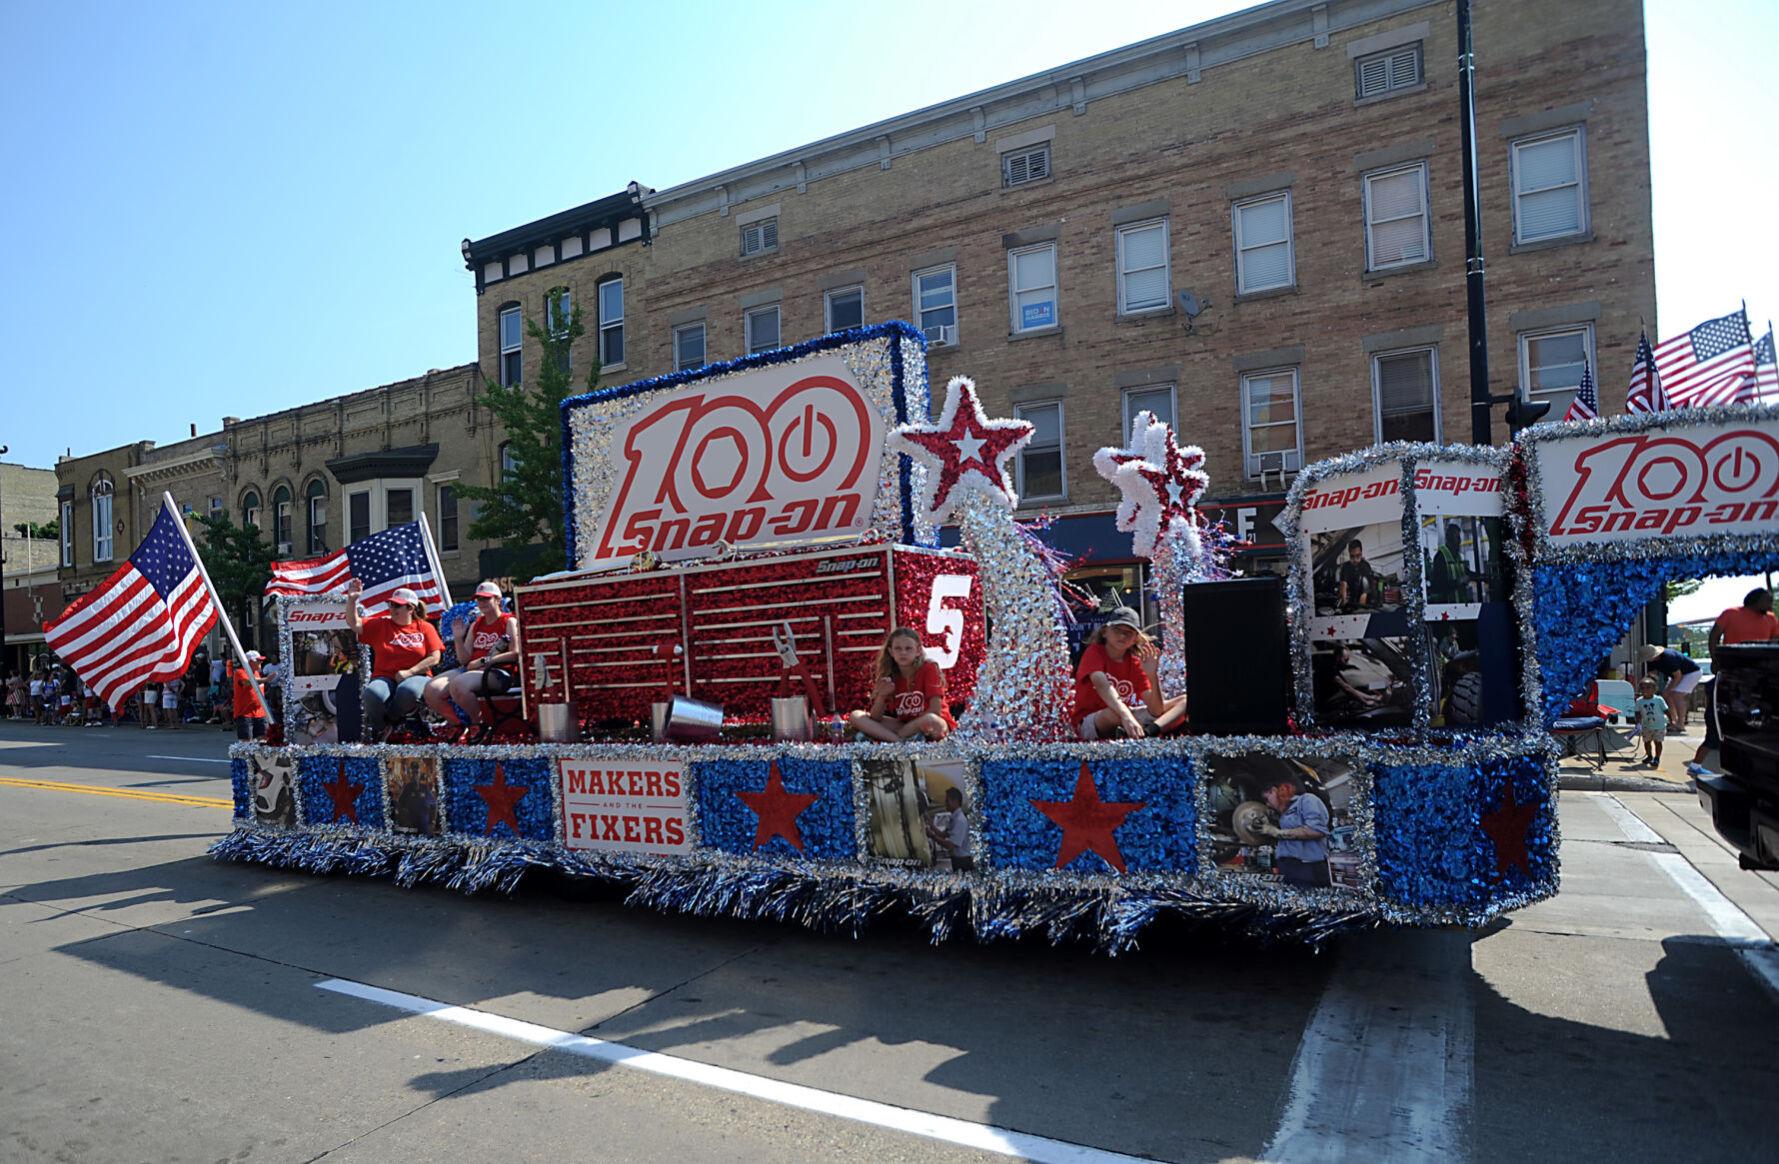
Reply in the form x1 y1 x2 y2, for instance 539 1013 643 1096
1181 576 1291 735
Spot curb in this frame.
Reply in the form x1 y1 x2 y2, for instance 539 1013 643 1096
1558 773 1694 795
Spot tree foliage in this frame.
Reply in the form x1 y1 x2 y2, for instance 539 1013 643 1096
193 510 277 647
1665 578 1703 603
455 289 599 580
12 520 58 539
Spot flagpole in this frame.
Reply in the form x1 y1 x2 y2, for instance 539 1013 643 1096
416 513 453 610
166 491 277 724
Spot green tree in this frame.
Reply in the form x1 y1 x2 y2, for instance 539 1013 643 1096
11 520 58 540
192 510 277 648
1665 578 1703 603
456 289 599 580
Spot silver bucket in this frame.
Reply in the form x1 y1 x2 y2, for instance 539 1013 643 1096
660 694 722 742
770 696 812 742
537 702 577 743
650 701 671 742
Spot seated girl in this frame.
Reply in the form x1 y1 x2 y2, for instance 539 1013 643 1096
848 627 954 743
1074 607 1187 740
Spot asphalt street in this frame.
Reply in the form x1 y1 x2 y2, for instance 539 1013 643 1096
2 720 1776 1163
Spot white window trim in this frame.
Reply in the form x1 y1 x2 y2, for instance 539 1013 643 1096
90 481 115 563
1115 219 1171 316
339 478 425 543
823 284 865 333
744 304 781 355
1510 126 1589 245
673 321 707 372
272 489 294 554
344 488 372 544
1007 242 1060 335
740 217 779 258
1121 384 1177 435
1232 191 1296 295
912 263 958 346
1354 42 1423 100
1370 346 1442 444
546 288 573 339
1001 142 1052 189
1014 400 1067 502
59 499 74 567
1239 367 1305 480
497 305 522 386
598 278 625 370
305 486 328 554
1362 162 1431 272
1516 322 1597 402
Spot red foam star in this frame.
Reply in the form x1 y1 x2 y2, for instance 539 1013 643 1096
735 759 821 851
323 760 364 824
896 379 1032 516
1030 762 1147 874
1480 781 1538 877
1132 429 1209 530
474 761 530 836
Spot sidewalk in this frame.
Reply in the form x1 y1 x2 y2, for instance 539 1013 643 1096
1557 719 1712 795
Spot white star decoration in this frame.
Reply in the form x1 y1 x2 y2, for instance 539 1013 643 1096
1093 415 1210 558
890 376 1035 522
1092 410 1168 535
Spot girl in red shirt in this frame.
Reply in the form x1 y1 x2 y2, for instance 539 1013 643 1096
847 627 954 742
345 581 443 741
424 581 520 726
1074 607 1187 740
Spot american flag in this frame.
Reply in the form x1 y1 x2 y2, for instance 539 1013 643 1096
1561 363 1598 422
1654 309 1756 407
1750 327 1778 402
1624 330 1667 414
45 502 218 712
265 520 443 615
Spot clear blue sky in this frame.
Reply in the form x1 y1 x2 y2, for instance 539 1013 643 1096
2 0 1773 469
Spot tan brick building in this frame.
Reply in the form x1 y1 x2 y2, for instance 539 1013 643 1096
1 462 62 674
467 0 1651 592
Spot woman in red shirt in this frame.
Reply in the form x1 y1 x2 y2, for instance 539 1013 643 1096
847 627 954 742
345 581 442 741
424 581 520 726
1074 607 1187 740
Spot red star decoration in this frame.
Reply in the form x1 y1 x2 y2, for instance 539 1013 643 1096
1131 429 1209 531
1480 781 1538 877
1030 762 1147 874
735 759 821 851
474 761 530 836
894 378 1033 517
323 760 364 824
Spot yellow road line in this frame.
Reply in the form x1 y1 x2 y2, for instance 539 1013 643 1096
0 775 232 808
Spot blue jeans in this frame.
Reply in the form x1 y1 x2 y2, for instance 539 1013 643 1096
363 675 430 738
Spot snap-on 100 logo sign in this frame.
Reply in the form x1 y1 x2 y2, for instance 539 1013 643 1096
588 358 885 567
1540 422 1779 546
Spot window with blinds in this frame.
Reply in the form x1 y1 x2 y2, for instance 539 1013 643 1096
740 217 778 257
1234 193 1294 294
1363 163 1430 270
1355 43 1422 99
1116 219 1170 314
1242 369 1303 478
1008 242 1058 333
1015 401 1065 499
1372 348 1439 443
1512 129 1587 244
1002 144 1051 188
1518 326 1592 417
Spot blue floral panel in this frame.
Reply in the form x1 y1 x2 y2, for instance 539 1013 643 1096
981 756 1198 876
296 754 385 830
695 757 855 861
442 756 555 841
1372 753 1555 908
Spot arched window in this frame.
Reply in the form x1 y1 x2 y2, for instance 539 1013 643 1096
90 477 115 562
305 479 328 554
271 485 293 553
241 489 261 535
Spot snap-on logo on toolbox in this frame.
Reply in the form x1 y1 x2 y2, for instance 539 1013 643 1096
1541 425 1779 543
590 369 885 566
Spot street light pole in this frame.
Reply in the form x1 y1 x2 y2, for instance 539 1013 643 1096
0 443 10 662
1457 0 1492 445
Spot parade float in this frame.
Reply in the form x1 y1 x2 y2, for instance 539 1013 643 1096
213 322 1779 949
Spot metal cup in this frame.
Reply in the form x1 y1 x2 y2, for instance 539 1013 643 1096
770 696 812 742
662 695 723 742
537 702 577 743
650 701 671 742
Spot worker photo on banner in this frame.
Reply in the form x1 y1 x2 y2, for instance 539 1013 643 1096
862 757 973 871
1205 753 1362 892
1417 515 1505 621
247 752 298 829
385 755 443 836
1310 637 1414 728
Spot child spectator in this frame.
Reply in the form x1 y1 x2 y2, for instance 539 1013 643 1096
1632 678 1669 769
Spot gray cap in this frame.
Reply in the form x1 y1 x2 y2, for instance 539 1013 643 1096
1104 607 1143 630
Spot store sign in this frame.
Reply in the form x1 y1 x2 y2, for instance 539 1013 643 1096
585 354 884 569
557 758 692 856
1538 418 1779 547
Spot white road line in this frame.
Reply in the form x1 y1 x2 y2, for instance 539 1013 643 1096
315 978 1148 1163
145 755 232 764
1596 793 1664 843
1263 934 1473 1164
1647 852 1779 1003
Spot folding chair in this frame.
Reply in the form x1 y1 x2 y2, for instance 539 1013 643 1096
1552 715 1609 768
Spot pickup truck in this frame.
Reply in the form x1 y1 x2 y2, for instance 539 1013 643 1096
1694 643 1779 870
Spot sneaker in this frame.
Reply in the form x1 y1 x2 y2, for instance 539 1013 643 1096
1685 762 1712 777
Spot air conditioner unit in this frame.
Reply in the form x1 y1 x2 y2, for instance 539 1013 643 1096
923 324 956 346
276 541 292 556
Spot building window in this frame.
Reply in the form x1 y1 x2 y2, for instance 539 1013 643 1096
547 287 573 373
1355 42 1422 99
208 495 222 520
1014 401 1065 500
1511 127 1587 245
673 322 706 371
386 487 414 528
825 285 864 332
348 490 371 544
90 480 115 562
1363 162 1430 271
1233 192 1294 294
1121 384 1175 434
598 277 624 367
740 217 778 257
498 304 522 386
271 485 293 553
1008 242 1058 334
499 443 518 480
439 484 458 552
1002 143 1051 188
242 489 261 535
913 264 957 346
305 480 327 554
59 499 73 567
1518 324 1594 418
1115 220 1170 315
1372 348 1440 443
745 305 781 354
1241 368 1304 479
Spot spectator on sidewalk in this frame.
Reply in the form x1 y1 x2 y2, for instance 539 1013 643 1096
1639 644 1700 731
232 652 268 741
1632 678 1669 769
1689 588 1779 774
